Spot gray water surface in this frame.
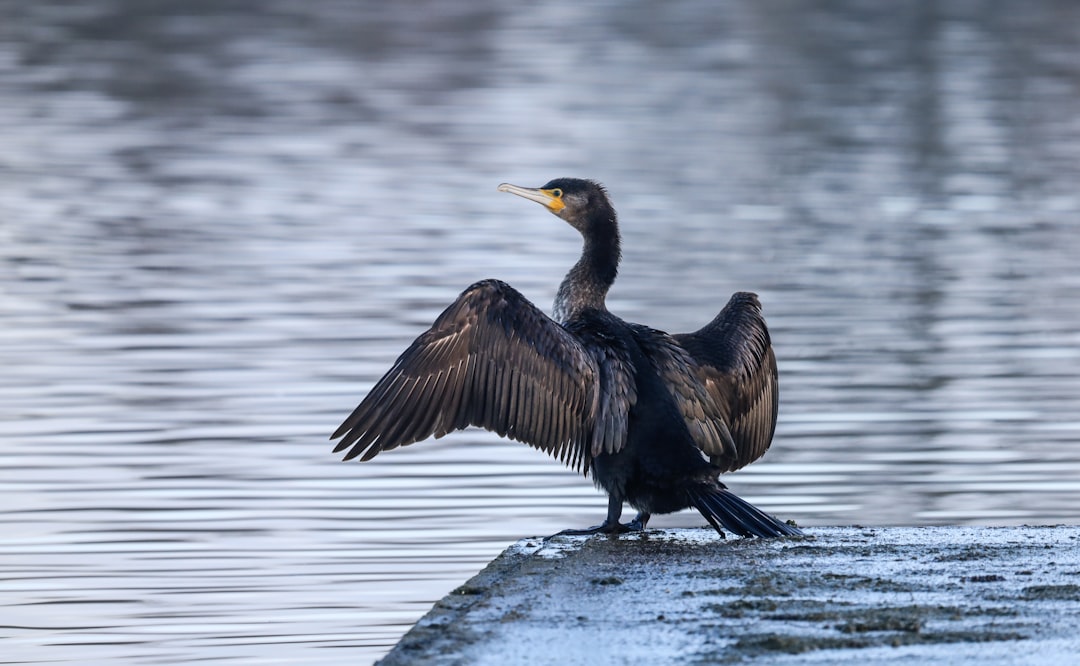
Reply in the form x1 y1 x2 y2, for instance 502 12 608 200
3 1 1080 663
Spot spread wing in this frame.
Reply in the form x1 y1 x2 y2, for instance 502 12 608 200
331 279 600 473
673 292 779 473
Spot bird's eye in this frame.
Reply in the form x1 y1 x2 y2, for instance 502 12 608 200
551 188 563 198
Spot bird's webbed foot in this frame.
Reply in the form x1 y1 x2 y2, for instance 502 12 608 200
624 511 650 532
544 512 650 540
547 520 631 539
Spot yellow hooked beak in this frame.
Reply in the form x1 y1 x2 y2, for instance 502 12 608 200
497 183 566 213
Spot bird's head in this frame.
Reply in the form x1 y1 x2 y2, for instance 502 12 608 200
498 178 614 234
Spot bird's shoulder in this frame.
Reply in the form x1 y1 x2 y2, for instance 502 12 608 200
673 291 772 376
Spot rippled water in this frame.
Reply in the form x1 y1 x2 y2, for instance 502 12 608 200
2 1 1079 663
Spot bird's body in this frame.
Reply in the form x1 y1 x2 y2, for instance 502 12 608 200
332 178 799 538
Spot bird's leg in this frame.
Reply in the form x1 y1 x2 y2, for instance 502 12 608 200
547 495 625 538
546 497 649 539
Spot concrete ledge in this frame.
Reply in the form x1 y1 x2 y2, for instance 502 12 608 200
379 526 1080 665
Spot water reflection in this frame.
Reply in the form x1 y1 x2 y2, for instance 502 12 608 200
2 1 1079 663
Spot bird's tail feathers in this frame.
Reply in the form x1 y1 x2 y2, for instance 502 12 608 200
688 486 801 538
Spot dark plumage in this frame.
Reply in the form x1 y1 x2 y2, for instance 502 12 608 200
331 178 800 538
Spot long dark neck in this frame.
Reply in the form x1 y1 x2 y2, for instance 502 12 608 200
553 213 621 323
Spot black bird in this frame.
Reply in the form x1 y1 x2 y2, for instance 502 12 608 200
331 178 800 538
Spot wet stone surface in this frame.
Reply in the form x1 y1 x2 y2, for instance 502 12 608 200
380 526 1080 665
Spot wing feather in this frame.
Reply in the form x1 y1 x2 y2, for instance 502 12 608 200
332 279 600 473
673 291 779 473
633 326 736 460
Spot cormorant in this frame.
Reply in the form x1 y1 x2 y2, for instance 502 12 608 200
331 178 800 538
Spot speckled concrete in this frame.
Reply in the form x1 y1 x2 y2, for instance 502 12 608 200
378 526 1080 665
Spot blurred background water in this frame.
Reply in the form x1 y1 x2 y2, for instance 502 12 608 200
2 0 1079 663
